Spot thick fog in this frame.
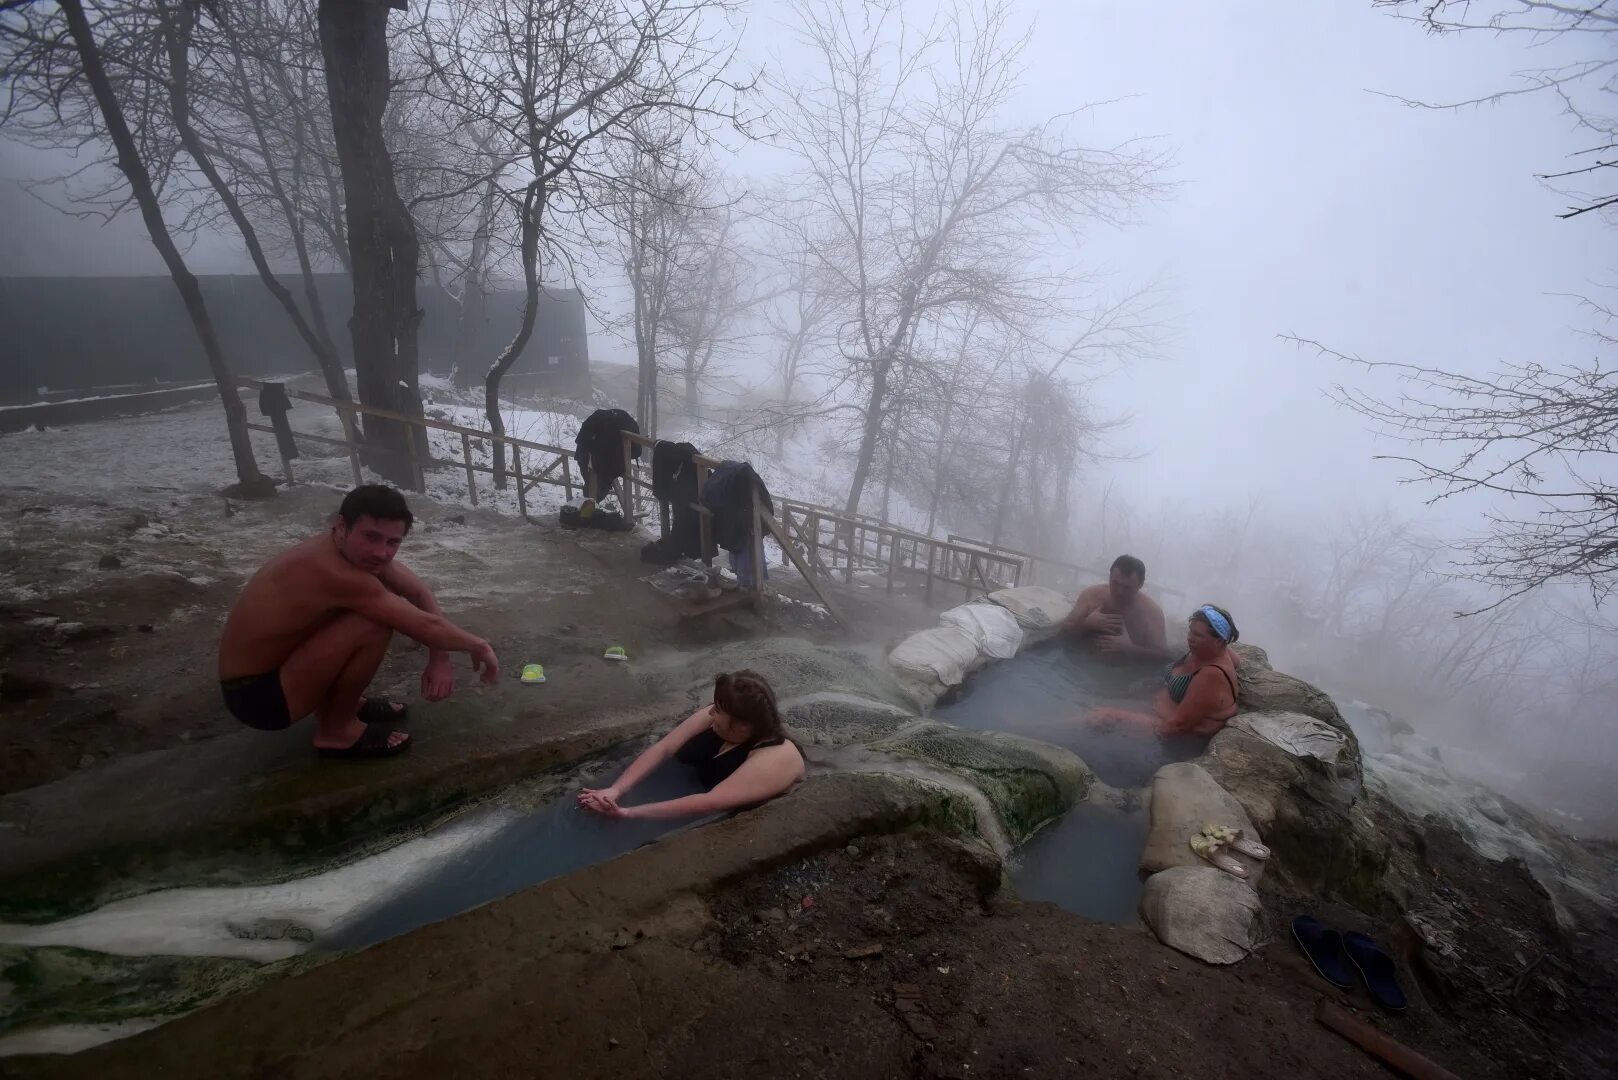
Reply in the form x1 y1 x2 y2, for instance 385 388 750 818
3 1 1614 828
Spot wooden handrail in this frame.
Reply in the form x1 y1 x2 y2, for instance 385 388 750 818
232 376 574 458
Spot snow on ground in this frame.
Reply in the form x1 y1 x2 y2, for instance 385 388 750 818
0 377 947 590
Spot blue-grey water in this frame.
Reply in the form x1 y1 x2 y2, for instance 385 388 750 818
933 638 1206 789
1011 800 1151 924
324 756 705 951
933 639 1206 924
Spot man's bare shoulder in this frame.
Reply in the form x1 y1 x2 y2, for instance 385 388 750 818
1075 583 1108 603
267 534 371 593
1138 590 1166 617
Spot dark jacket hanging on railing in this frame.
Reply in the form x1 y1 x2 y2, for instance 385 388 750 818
574 408 641 500
257 382 299 461
702 460 773 554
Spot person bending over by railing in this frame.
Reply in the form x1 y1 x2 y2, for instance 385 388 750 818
1086 605 1242 738
578 670 805 819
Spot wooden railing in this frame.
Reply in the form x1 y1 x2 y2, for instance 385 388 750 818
237 377 1117 623
235 377 582 518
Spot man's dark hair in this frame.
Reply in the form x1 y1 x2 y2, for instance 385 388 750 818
338 485 413 532
1110 554 1146 584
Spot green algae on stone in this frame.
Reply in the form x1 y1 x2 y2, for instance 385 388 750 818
870 722 1092 841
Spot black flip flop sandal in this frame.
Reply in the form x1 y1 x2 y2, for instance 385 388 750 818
318 722 411 759
1344 931 1408 1011
358 698 408 725
1291 915 1355 990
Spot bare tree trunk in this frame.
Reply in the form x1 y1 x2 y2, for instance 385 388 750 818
58 0 269 496
992 409 1030 546
318 0 426 489
454 274 487 390
842 360 889 518
486 186 542 488
453 171 498 390
162 1 353 409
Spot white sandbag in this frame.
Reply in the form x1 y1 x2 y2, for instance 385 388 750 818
939 602 1024 660
888 627 981 691
986 586 1072 631
1140 762 1262 883
1139 865 1262 965
1232 711 1348 766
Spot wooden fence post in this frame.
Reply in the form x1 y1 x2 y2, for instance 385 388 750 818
339 409 363 488
925 544 936 606
513 444 527 519
750 482 768 614
460 433 478 507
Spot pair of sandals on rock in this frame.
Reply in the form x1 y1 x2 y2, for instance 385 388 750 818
1188 822 1270 878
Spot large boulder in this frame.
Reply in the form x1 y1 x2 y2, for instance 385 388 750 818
870 722 1092 841
779 692 919 748
1140 762 1263 883
1233 661 1363 784
1230 711 1349 768
986 586 1072 634
888 627 984 706
1201 726 1390 911
939 601 1024 660
1139 865 1263 965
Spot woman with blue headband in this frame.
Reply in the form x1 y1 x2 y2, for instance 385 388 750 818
1089 604 1241 738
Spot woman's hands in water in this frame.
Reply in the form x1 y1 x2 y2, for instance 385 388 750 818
577 786 631 817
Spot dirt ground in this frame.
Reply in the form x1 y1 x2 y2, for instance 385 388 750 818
5 409 1614 1078
6 820 1533 1080
1 490 921 918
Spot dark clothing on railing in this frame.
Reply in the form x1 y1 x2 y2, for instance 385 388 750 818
651 439 697 502
702 460 774 554
641 440 705 564
257 382 299 460
575 409 641 500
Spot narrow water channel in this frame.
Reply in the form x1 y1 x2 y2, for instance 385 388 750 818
324 756 706 951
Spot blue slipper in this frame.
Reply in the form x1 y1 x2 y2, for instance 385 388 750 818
1344 931 1408 1011
1292 915 1355 990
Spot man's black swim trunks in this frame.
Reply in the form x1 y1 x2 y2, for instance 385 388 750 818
221 670 292 731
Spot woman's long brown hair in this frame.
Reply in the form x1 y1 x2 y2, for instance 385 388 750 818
713 669 786 742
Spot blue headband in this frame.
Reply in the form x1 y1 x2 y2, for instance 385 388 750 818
1198 605 1233 642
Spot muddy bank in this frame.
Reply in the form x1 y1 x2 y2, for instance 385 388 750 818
2 788 1517 1080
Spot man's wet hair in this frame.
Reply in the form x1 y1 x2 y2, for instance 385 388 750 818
338 485 414 533
1110 554 1146 584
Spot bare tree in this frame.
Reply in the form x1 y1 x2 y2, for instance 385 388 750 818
411 0 747 478
1375 0 1617 221
759 221 840 453
775 0 1166 518
665 201 759 417
1292 308 1618 608
1 0 271 494
606 130 714 438
148 0 357 407
318 0 429 488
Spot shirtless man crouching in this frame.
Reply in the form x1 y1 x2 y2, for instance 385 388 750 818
217 484 500 759
1062 554 1172 664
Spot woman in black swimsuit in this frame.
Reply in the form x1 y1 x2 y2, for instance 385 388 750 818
577 670 805 819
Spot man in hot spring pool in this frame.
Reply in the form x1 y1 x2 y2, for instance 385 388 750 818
1062 554 1173 665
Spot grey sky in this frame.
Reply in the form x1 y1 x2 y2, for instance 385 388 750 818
2 0 1606 533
